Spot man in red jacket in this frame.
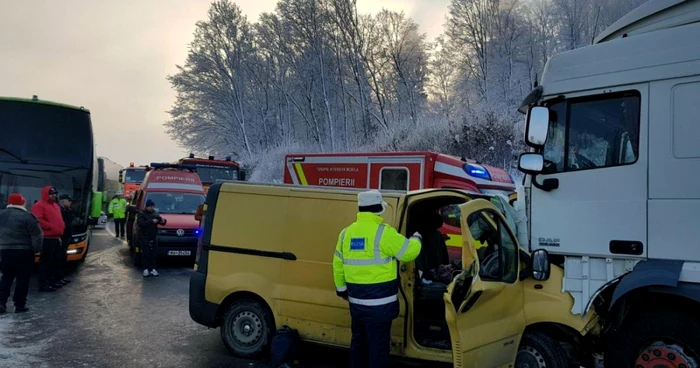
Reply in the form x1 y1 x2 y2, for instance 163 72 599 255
31 186 65 292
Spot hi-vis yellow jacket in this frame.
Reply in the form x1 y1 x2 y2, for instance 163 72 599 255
108 198 128 219
333 212 421 308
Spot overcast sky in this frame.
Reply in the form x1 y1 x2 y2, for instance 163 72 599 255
0 0 449 167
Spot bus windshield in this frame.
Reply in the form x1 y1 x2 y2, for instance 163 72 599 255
195 166 239 183
124 169 146 183
145 192 205 214
0 100 93 166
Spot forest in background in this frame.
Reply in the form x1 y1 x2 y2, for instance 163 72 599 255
165 0 647 182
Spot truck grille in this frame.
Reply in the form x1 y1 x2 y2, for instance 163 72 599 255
158 229 198 237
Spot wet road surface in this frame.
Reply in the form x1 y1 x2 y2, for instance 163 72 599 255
0 224 435 368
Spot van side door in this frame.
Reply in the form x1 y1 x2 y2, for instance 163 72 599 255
444 199 526 368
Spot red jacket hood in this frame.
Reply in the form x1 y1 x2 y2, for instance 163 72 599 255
41 185 54 202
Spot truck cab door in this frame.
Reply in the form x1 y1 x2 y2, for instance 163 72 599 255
444 199 526 368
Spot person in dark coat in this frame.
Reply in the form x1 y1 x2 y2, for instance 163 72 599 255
137 199 165 277
56 194 74 285
31 186 65 292
0 193 43 313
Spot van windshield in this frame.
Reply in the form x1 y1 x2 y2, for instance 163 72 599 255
146 192 205 214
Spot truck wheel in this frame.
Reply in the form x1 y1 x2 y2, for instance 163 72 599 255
604 310 700 368
220 299 274 358
515 331 569 368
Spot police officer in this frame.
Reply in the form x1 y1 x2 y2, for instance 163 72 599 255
332 190 422 368
108 192 128 239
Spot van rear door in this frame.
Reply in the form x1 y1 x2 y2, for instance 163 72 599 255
443 199 526 368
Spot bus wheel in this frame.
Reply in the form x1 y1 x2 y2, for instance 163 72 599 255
515 331 569 368
605 310 700 368
220 299 274 358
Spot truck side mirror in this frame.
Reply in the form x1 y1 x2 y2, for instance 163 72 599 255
118 169 124 183
518 153 544 175
525 106 550 147
531 249 550 281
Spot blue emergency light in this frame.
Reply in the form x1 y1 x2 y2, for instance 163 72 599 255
463 163 491 181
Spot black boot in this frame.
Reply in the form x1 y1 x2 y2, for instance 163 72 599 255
15 306 29 313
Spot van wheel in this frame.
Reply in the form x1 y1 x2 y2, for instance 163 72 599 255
604 310 700 368
220 299 274 358
515 331 569 368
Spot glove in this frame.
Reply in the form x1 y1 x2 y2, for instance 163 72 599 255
336 290 348 300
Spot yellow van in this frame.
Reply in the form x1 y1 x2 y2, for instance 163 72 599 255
189 183 599 367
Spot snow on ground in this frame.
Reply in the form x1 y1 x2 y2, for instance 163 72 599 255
0 312 50 367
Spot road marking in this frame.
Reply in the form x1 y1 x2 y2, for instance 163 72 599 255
104 221 126 243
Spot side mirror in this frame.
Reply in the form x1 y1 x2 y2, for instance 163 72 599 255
525 106 550 147
531 249 550 281
518 153 544 175
239 169 246 181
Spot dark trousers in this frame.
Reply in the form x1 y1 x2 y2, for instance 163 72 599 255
140 237 157 270
55 236 69 280
39 238 60 287
114 218 126 238
0 250 34 307
350 318 393 368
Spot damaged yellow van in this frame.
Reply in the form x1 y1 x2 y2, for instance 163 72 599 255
189 183 599 367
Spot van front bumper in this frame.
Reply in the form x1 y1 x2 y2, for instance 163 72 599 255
189 271 219 328
156 235 198 257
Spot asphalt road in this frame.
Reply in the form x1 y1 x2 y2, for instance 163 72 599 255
0 223 433 368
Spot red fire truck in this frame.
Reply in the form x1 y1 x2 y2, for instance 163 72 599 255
119 163 148 199
283 151 517 261
177 154 245 192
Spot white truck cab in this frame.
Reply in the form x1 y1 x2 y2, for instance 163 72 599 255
517 0 700 366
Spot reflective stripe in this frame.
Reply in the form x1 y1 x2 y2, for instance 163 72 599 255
348 294 398 306
395 238 410 259
343 257 392 265
341 224 392 266
374 225 385 260
334 250 343 260
336 285 347 292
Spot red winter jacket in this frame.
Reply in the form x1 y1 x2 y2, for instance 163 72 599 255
30 186 65 239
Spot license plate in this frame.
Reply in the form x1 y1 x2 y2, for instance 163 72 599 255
167 250 192 256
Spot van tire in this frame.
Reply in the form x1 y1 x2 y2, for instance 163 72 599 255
515 331 569 368
220 299 274 358
604 309 700 368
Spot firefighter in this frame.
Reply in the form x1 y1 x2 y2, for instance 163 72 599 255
108 192 128 239
332 190 422 368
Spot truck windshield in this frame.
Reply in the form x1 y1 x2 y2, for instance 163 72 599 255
542 91 640 174
124 169 146 183
146 192 205 214
195 166 239 183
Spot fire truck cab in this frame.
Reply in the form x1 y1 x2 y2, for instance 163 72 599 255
177 153 245 192
283 151 517 261
126 163 206 266
119 162 148 199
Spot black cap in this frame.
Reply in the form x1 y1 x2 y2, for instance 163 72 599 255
48 187 58 195
59 194 73 201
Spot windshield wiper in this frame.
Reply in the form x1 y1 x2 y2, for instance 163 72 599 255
0 148 28 164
